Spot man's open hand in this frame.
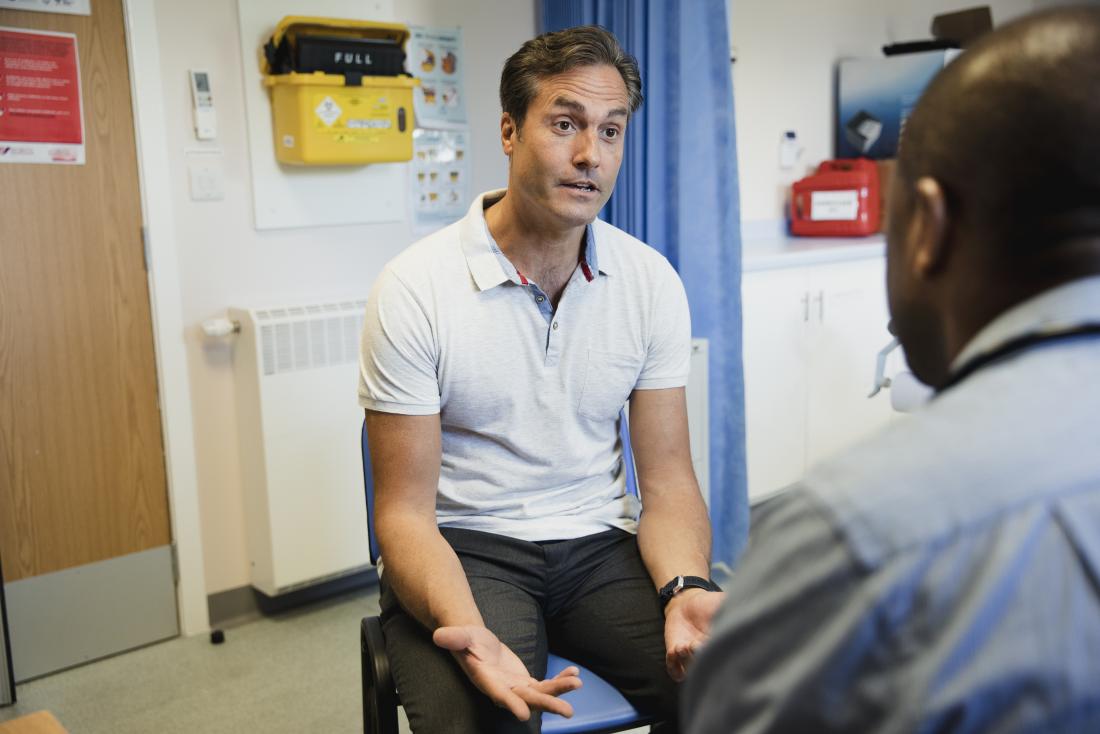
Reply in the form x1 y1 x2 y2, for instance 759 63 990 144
664 589 725 681
433 625 583 721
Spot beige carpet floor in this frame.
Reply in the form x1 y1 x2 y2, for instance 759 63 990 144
0 586 653 733
0 588 385 733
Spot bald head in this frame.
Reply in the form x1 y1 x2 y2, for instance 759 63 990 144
886 6 1100 388
899 5 1100 263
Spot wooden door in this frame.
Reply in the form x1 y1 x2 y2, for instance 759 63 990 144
0 0 177 681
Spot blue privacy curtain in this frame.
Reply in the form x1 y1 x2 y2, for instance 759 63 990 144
542 1 748 564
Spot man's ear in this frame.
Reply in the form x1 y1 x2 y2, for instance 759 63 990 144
910 176 950 278
501 113 516 156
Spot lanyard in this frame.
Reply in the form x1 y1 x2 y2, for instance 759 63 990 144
937 323 1100 394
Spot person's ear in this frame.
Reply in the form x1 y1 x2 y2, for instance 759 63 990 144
501 113 517 157
909 176 950 278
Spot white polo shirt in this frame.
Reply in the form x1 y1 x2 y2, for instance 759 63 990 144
358 190 691 541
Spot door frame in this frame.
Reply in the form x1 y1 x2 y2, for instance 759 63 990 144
119 0 209 635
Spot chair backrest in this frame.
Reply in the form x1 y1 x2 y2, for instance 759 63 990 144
361 409 637 566
617 407 638 500
360 420 381 566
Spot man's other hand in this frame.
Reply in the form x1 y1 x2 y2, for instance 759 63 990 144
664 589 725 681
433 625 583 721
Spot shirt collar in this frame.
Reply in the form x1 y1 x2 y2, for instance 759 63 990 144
459 190 511 292
582 224 604 278
950 274 1100 373
459 190 610 291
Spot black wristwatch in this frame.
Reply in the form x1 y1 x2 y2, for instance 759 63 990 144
658 575 722 607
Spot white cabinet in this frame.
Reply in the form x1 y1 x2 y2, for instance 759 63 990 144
742 267 810 500
742 256 896 501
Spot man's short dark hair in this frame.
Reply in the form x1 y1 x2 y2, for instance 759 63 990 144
898 6 1100 259
499 25 643 132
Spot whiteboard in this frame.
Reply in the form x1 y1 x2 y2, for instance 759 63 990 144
237 0 406 230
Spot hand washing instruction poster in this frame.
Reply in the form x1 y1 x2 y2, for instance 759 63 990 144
408 26 466 128
0 27 85 165
410 128 470 235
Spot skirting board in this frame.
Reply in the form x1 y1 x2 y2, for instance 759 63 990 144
207 567 379 629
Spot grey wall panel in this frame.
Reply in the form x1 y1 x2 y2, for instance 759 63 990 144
6 546 178 682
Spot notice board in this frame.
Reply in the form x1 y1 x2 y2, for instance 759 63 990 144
0 26 85 165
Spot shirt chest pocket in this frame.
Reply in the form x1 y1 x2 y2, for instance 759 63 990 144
578 349 644 421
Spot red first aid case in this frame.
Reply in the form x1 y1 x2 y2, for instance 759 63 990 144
789 158 881 237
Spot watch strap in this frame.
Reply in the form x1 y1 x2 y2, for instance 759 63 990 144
658 575 722 607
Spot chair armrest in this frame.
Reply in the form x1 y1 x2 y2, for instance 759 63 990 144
361 616 398 734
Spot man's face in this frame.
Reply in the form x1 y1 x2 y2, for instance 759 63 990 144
502 64 629 230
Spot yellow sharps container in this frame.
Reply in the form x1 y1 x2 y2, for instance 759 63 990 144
262 16 420 165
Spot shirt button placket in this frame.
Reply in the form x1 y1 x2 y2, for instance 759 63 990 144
545 318 561 366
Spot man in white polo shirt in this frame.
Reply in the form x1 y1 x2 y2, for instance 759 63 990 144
359 26 722 733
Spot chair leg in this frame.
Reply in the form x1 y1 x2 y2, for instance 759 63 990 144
361 616 398 734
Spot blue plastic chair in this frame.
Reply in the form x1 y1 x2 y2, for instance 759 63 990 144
359 413 659 733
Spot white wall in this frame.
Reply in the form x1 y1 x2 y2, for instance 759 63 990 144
730 0 1038 228
151 0 534 595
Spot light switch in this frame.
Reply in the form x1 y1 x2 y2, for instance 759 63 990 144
187 150 224 202
779 130 802 170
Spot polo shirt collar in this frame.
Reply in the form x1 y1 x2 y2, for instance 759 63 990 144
582 223 606 279
950 274 1100 373
460 190 511 292
459 190 610 291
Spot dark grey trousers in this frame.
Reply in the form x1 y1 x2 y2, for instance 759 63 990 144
379 526 680 733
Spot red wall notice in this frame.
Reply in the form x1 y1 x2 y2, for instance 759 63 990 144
0 26 85 165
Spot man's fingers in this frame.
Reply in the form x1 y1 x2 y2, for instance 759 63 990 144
664 636 706 681
431 627 582 720
516 686 575 718
467 669 534 721
488 686 532 721
666 643 694 682
666 653 686 682
667 642 691 661
534 672 582 697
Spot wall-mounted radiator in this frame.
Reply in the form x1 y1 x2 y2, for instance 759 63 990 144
229 297 712 597
230 301 372 596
